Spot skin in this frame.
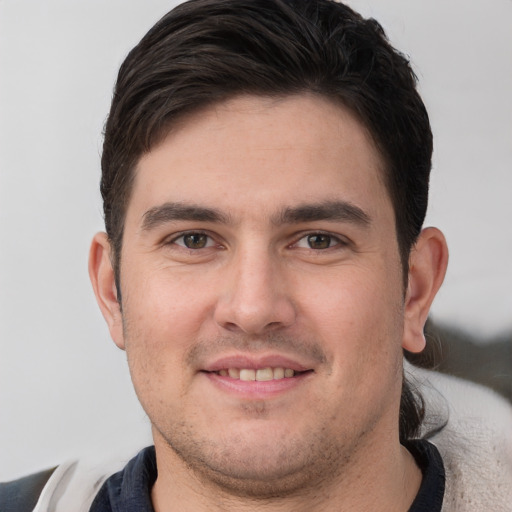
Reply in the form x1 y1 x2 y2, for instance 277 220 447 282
90 94 448 511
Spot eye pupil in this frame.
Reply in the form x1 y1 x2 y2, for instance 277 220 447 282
307 234 331 249
184 233 208 249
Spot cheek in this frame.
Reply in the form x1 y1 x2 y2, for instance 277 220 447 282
298 265 404 381
120 270 212 399
123 261 214 335
303 265 402 332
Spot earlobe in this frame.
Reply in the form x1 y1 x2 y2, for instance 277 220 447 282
402 227 449 353
88 232 125 350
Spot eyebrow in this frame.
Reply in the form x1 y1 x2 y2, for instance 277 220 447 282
273 200 372 227
141 199 371 232
141 202 231 231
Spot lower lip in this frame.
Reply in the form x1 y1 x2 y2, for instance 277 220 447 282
203 371 312 399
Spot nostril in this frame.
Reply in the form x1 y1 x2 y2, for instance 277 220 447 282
223 322 243 333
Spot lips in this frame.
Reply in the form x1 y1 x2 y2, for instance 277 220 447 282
201 353 314 391
199 354 315 399
202 354 312 374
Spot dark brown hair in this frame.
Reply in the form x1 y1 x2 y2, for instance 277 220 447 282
101 0 433 441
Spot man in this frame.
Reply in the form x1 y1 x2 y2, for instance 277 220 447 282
2 0 511 510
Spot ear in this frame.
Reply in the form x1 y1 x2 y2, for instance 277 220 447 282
402 227 448 353
88 232 126 350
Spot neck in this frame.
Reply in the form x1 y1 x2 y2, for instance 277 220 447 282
150 430 422 512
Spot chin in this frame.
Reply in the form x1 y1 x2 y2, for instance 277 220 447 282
160 421 348 499
184 452 328 499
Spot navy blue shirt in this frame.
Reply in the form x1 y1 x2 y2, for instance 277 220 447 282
90 440 445 511
405 439 445 511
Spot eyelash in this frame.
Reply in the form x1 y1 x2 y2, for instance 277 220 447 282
167 231 218 250
166 231 348 251
291 232 348 251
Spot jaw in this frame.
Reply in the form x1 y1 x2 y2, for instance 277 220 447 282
152 417 347 500
150 399 405 512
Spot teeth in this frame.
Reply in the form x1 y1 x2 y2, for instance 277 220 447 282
256 367 273 381
228 368 240 379
240 369 256 381
217 367 296 380
273 367 285 379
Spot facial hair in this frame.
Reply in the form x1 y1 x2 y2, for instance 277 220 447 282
142 332 379 500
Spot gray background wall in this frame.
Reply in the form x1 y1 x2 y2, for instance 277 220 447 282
1 0 511 480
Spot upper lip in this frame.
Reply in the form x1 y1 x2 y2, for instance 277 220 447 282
202 353 314 373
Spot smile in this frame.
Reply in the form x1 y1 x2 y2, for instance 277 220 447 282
201 358 315 399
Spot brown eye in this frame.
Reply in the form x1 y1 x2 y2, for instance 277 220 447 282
182 233 209 249
307 234 332 249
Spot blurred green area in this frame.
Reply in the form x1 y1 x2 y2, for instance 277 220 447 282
406 319 512 403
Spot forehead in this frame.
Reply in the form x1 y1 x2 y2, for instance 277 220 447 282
128 94 392 227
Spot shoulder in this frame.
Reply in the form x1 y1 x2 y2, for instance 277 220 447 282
0 450 143 512
0 467 56 512
406 363 512 511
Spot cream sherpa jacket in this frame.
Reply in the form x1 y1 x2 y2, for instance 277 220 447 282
407 364 512 511
32 365 512 512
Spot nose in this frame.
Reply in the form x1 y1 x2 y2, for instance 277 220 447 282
213 246 296 335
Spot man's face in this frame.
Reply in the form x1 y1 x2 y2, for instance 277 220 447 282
112 94 408 493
